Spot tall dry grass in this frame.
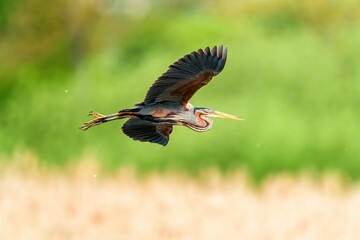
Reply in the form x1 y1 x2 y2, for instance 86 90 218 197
0 155 359 240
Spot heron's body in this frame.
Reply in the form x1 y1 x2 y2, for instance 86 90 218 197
81 45 242 146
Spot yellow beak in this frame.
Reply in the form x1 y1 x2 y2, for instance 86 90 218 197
211 110 243 120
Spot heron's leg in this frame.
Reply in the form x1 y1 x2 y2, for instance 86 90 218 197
80 111 137 131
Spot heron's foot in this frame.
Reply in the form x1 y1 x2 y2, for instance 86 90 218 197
80 111 106 131
81 111 125 131
80 118 103 131
88 111 105 118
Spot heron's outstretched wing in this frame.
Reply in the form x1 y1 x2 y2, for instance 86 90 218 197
122 118 173 146
141 45 227 108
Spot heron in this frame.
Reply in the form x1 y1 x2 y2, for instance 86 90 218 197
80 45 242 146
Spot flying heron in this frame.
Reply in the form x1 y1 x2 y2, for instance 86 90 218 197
80 45 242 146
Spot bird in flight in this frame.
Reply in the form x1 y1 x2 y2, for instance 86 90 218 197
80 45 242 146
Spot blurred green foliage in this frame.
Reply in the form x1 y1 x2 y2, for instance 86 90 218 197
1 0 359 180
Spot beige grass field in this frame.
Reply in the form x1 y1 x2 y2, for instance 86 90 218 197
0 156 360 240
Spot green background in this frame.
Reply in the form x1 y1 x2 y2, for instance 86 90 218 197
1 0 359 181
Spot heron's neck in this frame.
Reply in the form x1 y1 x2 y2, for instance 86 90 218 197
184 111 213 132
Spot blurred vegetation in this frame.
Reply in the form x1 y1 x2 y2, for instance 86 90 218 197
0 0 359 181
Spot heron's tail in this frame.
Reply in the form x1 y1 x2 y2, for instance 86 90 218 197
80 108 140 131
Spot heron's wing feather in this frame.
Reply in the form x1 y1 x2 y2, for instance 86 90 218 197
141 45 227 108
122 118 173 146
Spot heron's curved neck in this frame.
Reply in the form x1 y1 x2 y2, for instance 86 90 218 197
184 111 213 132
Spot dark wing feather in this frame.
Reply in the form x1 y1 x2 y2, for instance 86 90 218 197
141 45 228 108
121 118 173 146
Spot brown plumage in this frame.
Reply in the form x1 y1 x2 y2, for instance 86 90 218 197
141 45 227 107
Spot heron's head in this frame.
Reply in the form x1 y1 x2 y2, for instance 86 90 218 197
195 107 243 121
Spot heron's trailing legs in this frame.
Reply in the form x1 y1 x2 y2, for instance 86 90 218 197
80 110 136 131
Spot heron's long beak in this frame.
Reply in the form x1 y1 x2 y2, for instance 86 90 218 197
211 110 243 120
